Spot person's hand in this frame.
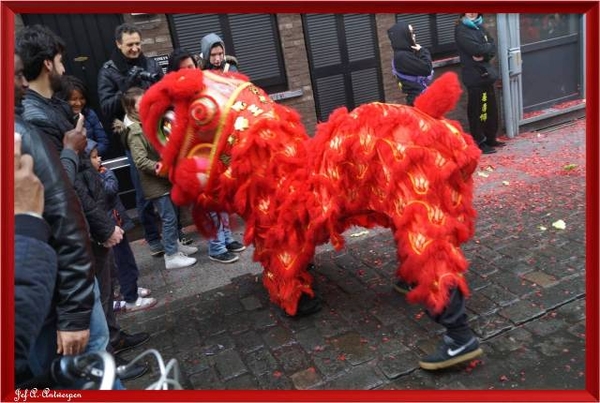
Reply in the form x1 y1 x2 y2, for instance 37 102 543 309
102 226 124 247
14 132 44 215
63 113 87 154
56 329 90 356
411 43 422 51
472 55 484 62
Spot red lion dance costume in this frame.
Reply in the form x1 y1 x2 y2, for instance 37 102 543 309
140 69 481 316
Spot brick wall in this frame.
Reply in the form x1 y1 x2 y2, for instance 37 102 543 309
123 13 174 57
275 14 318 135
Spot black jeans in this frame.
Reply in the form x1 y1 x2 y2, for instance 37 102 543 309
427 287 473 342
467 85 499 146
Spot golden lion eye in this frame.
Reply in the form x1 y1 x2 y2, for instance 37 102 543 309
157 109 176 145
190 96 219 126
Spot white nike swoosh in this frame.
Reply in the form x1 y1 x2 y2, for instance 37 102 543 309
447 344 468 357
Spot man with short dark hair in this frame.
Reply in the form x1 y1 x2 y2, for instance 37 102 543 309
14 46 94 380
97 23 167 257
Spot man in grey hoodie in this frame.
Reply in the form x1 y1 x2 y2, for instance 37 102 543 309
199 33 238 72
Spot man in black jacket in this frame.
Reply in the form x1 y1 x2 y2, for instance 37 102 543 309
97 23 167 257
14 50 94 381
16 25 149 381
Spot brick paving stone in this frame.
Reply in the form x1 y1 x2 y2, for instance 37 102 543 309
555 297 585 323
271 344 312 375
498 299 546 325
330 331 376 366
232 330 265 354
294 327 327 351
478 283 521 307
487 270 537 296
524 284 579 311
223 373 260 389
522 270 559 288
489 326 534 353
262 326 295 350
290 367 323 390
243 348 279 376
240 295 263 311
213 350 248 381
468 312 513 339
311 345 351 379
256 371 295 389
321 364 385 390
189 368 224 389
377 347 420 379
465 291 500 316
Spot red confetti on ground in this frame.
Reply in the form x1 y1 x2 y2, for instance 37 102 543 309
338 354 347 361
273 370 282 378
499 375 509 382
415 311 425 320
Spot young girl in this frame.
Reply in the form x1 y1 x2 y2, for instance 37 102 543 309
88 139 158 312
121 87 198 270
58 75 111 156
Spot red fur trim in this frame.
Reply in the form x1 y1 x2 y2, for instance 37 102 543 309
414 72 462 119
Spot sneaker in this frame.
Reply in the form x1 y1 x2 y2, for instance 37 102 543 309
115 355 150 381
111 331 150 355
179 234 194 245
125 296 158 313
113 300 126 312
479 143 497 155
419 335 483 370
286 293 322 318
226 241 246 252
164 252 197 269
208 251 239 263
137 287 151 297
486 140 506 147
149 242 165 257
177 240 198 255
393 279 414 295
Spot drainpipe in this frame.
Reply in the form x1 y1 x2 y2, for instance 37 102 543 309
497 14 523 139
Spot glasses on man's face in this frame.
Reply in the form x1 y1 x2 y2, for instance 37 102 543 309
15 72 25 80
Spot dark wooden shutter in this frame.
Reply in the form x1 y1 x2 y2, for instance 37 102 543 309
395 13 459 57
169 14 287 92
304 13 383 122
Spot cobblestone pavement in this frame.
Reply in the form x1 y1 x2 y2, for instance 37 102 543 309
117 118 587 392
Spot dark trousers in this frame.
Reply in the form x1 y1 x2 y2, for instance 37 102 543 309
112 234 140 303
467 85 499 146
125 150 161 245
428 288 473 342
91 242 121 348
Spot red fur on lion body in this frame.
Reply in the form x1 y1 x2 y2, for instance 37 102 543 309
140 69 481 316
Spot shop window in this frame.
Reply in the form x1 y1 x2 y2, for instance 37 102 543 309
168 13 288 93
519 14 580 45
394 13 460 59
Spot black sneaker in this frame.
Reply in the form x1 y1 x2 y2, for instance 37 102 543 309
115 355 149 381
226 241 246 252
393 279 414 295
179 231 194 245
479 144 497 155
486 140 506 147
285 293 323 318
419 335 483 370
149 242 165 257
209 251 240 263
111 331 150 355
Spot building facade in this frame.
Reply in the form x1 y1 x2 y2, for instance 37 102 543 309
16 12 586 208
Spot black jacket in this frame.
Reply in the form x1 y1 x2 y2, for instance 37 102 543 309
15 110 94 332
15 215 57 385
388 20 433 100
97 50 164 123
74 156 116 245
454 18 499 87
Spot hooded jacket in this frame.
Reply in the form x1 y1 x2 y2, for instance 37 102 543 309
15 107 94 333
199 33 239 72
454 14 499 87
387 21 434 103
